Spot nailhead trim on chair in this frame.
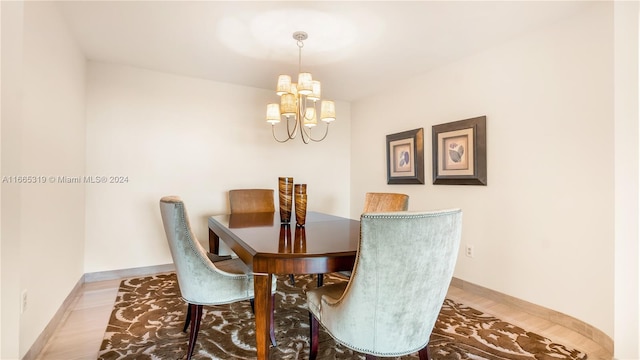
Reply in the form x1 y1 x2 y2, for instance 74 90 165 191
361 209 460 220
320 322 428 358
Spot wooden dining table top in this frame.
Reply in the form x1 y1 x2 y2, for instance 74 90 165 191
208 211 360 274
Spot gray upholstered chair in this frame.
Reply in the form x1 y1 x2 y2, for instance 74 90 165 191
306 209 462 360
159 196 277 360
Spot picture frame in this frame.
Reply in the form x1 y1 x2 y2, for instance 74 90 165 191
432 116 487 185
386 128 425 184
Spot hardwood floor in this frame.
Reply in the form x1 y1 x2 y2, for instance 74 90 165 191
35 274 612 360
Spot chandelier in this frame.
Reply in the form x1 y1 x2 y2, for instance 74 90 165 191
266 31 336 144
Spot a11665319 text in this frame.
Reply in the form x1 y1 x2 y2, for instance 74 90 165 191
1 175 129 184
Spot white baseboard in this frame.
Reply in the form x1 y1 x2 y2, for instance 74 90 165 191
84 263 176 282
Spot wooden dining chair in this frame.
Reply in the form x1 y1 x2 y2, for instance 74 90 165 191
227 189 299 285
307 209 462 359
229 189 275 213
363 192 409 213
319 192 409 285
210 189 275 254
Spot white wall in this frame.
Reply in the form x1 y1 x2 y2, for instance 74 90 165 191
613 2 639 359
1 1 86 358
1 2 25 358
84 62 351 273
351 3 614 338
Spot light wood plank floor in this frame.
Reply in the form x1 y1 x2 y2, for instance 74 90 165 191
35 274 612 360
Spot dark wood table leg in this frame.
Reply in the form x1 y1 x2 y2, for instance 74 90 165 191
254 273 272 360
209 228 220 254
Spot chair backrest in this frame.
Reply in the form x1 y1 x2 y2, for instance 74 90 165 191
363 192 409 212
229 189 275 213
330 209 462 355
159 196 250 304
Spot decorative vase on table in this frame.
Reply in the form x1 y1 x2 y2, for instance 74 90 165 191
278 177 293 223
294 184 307 227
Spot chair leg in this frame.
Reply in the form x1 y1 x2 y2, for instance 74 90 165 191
183 303 192 333
418 345 431 360
250 298 255 313
270 294 277 347
309 312 319 360
289 274 295 285
187 304 203 360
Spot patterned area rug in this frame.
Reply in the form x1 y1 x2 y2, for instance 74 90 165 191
98 273 587 360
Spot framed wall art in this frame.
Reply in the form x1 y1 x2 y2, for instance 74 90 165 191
386 128 425 184
432 116 487 185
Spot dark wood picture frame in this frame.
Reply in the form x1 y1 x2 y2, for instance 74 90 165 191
432 116 487 185
386 128 425 184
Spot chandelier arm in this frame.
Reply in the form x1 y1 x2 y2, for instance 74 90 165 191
300 96 316 121
299 125 310 144
298 96 305 119
286 116 299 139
271 125 291 143
299 123 330 143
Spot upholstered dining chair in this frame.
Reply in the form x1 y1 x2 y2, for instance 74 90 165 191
306 209 462 360
159 196 277 360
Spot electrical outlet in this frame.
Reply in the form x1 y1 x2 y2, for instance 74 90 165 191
465 244 474 258
21 290 28 314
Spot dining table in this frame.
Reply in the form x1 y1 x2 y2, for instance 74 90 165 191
208 211 360 360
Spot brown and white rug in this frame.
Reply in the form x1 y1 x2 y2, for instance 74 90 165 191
98 273 587 360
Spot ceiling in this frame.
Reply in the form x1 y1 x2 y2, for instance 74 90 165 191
56 1 594 102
